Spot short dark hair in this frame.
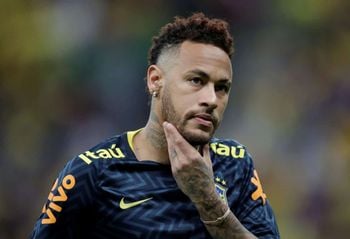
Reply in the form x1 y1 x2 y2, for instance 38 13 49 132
148 12 234 66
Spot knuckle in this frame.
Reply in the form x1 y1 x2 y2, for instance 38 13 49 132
174 137 183 145
181 160 192 168
173 161 191 172
188 155 200 163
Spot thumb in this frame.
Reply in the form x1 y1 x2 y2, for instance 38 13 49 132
202 144 212 167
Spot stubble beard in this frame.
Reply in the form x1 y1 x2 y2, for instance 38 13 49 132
161 87 216 146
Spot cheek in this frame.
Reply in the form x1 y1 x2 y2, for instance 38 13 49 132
170 89 193 111
175 100 190 118
217 99 229 116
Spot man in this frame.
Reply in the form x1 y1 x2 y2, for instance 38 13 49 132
31 13 279 238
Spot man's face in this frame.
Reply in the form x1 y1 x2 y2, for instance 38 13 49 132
160 41 232 146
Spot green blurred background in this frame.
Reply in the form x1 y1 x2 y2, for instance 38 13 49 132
1 0 349 238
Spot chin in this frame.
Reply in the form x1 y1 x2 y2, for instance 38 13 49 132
181 128 212 146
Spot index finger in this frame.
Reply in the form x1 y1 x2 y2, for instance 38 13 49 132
162 121 198 156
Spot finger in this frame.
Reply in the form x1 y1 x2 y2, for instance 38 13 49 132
162 122 196 156
163 122 186 151
163 121 182 143
162 121 177 156
162 122 179 165
162 121 173 144
203 144 210 159
202 144 213 168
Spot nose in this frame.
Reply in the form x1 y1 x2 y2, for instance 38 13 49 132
199 83 218 109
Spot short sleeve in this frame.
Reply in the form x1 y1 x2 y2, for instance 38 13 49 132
30 156 99 239
234 154 280 238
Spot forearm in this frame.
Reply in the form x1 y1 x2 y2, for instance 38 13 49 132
194 193 257 239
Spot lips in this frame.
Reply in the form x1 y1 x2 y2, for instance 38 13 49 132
194 113 213 121
193 113 214 127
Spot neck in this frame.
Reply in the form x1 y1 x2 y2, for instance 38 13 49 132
133 110 170 164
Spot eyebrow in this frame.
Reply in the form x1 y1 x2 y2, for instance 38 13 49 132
185 69 209 79
185 69 231 83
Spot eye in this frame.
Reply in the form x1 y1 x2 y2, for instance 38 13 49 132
190 77 203 86
215 84 230 93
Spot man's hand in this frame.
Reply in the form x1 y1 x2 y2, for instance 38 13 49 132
163 122 257 238
162 121 216 204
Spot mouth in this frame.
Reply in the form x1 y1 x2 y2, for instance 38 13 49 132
192 113 214 127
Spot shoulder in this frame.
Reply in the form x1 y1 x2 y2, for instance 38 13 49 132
58 132 131 179
76 132 129 166
49 133 130 199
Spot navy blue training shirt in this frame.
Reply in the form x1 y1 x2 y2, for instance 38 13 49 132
31 129 279 238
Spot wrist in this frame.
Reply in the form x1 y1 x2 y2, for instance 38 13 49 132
192 191 229 223
201 207 231 226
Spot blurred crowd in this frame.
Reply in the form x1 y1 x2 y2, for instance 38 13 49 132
0 0 349 238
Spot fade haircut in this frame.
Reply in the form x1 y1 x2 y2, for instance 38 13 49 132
148 12 234 67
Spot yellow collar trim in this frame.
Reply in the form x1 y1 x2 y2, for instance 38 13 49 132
127 128 143 153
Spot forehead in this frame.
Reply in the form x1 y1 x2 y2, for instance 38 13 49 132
175 41 232 80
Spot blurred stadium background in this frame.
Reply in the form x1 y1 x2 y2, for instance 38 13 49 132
1 0 349 238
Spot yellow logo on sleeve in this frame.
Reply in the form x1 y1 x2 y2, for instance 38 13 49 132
41 174 76 224
251 170 267 205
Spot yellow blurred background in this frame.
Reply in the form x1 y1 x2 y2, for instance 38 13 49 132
0 0 349 238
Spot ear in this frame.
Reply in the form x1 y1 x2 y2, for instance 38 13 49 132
146 65 163 94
